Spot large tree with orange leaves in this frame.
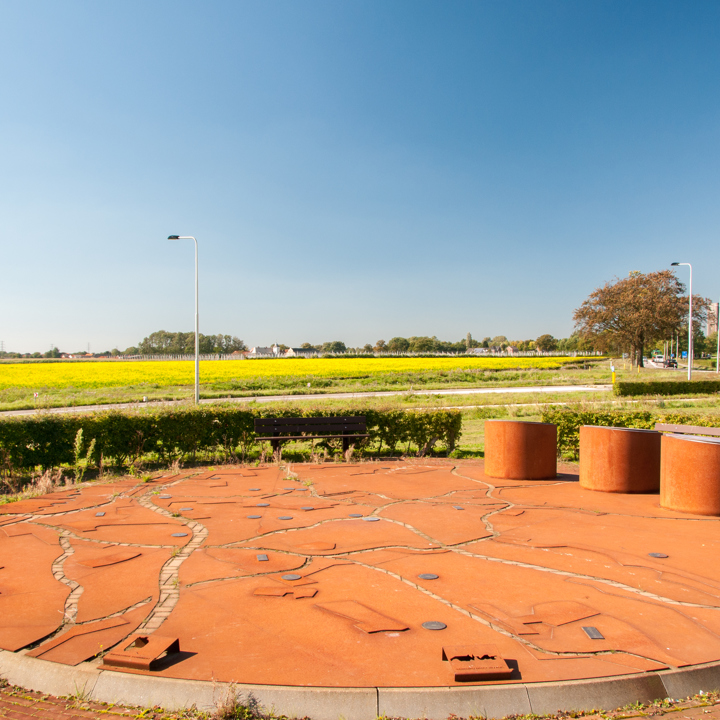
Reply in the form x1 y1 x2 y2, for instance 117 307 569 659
573 270 708 367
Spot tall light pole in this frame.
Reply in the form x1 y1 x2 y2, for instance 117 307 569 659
671 262 693 381
169 235 199 403
716 299 719 374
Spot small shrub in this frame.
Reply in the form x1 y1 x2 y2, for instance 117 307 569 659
614 380 720 397
542 407 720 459
0 405 462 474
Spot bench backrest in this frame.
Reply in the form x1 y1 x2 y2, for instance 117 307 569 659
254 416 366 435
655 423 720 437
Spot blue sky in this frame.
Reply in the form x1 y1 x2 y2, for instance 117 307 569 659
2 0 719 352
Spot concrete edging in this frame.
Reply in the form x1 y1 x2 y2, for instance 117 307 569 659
1 650 719 720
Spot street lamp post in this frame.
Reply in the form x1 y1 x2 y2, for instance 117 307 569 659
716 300 719 374
671 262 693 381
169 235 199 403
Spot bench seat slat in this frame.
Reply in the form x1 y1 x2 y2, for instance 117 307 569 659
254 416 366 436
255 434 370 442
255 417 364 426
655 423 720 437
256 427 365 434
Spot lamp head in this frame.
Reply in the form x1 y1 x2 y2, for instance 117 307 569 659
671 262 680 266
168 235 180 240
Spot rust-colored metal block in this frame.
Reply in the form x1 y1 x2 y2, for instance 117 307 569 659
579 426 660 493
442 645 513 681
28 617 129 665
292 587 318 599
315 600 408 633
102 634 180 671
661 434 720 516
253 587 292 597
484 420 557 480
253 586 318 599
77 550 141 568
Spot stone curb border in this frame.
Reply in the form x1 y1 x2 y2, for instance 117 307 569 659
1 650 719 720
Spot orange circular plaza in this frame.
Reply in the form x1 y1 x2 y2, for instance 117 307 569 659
1 459 719 717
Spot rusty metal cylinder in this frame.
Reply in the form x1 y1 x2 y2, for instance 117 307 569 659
484 420 557 480
579 426 661 493
660 433 720 516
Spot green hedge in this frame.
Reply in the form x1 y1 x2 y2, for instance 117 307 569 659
541 408 720 459
614 380 720 397
0 405 462 474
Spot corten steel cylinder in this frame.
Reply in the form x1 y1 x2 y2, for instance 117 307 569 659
579 426 661 493
484 420 557 480
661 433 720 516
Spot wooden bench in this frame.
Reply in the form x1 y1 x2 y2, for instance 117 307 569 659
655 423 720 437
254 416 369 452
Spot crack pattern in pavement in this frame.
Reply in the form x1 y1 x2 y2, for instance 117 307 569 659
2 460 720 687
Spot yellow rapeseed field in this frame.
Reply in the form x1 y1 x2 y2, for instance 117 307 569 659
0 356 596 390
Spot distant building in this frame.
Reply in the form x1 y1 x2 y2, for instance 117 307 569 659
465 348 490 355
707 303 719 336
248 346 275 358
285 347 316 357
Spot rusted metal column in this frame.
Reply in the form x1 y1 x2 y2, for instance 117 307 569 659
484 420 557 480
579 426 661 493
661 433 720 516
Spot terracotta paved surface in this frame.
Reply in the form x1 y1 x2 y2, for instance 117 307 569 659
1 460 720 689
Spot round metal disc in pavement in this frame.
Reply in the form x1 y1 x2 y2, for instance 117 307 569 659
159 495 171 499
247 515 261 519
363 517 380 522
453 506 464 510
180 507 193 511
249 488 261 491
256 503 270 507
172 533 188 537
418 573 439 580
649 552 669 558
422 621 447 630
278 516 293 520
282 574 302 581
349 513 362 518
301 507 314 510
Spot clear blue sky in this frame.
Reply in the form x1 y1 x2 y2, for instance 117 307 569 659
2 0 719 352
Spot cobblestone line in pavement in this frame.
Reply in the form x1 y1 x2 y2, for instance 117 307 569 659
136 492 209 634
52 533 83 625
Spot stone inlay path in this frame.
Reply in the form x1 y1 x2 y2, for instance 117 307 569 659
1 460 720 688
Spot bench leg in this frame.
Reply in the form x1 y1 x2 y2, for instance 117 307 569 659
342 436 349 453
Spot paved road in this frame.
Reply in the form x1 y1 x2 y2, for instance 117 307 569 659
0 384 611 417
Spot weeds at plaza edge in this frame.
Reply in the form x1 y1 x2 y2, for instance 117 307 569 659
213 684 299 720
0 681 718 720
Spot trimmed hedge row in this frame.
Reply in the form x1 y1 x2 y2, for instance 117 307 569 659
0 405 462 473
541 408 720 459
614 380 720 397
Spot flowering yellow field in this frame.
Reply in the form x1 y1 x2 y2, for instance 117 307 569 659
0 356 596 390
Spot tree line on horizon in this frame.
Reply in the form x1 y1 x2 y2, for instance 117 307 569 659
0 331 593 359
123 331 591 356
15 264 710 364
